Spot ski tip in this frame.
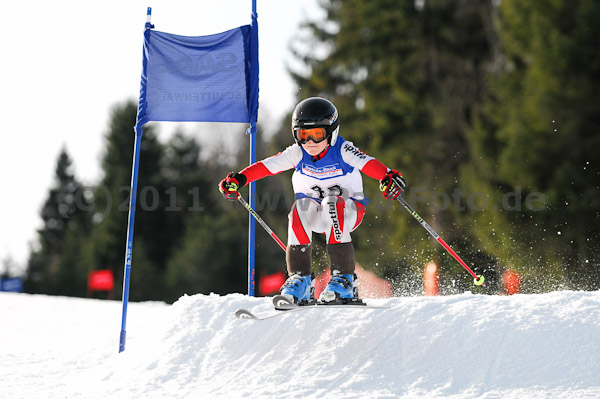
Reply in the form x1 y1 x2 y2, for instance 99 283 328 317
272 295 298 310
235 309 258 320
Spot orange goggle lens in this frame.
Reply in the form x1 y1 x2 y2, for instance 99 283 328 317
294 127 327 144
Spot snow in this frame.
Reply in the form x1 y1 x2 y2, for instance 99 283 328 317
1 291 599 398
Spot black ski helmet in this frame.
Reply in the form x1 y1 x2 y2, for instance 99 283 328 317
291 97 340 145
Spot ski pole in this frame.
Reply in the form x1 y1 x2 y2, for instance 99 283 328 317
238 195 286 252
397 195 485 286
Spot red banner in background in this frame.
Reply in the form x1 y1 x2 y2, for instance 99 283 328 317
88 270 114 292
259 272 286 296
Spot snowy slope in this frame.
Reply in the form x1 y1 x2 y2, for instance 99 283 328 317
1 291 599 399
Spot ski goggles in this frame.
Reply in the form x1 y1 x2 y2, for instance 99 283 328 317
294 127 328 144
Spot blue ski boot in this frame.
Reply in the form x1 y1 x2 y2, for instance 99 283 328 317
319 271 354 302
280 273 312 303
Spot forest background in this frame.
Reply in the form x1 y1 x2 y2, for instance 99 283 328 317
14 0 600 302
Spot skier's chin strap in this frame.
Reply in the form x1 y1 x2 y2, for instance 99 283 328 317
311 145 330 162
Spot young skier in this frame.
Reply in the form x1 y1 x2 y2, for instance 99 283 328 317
219 97 406 303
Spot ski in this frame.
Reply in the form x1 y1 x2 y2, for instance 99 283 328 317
272 294 374 310
235 307 304 320
235 296 388 321
234 308 259 319
234 308 290 320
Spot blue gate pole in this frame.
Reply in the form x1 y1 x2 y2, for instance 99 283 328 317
247 0 259 296
119 125 143 352
119 7 152 353
248 129 257 296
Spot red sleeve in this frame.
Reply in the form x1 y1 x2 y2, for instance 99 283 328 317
240 162 275 185
360 159 390 180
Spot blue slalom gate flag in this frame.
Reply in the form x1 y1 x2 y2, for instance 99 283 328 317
136 26 254 125
120 6 260 353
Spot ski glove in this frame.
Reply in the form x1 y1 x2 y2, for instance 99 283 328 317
219 172 247 201
379 170 406 200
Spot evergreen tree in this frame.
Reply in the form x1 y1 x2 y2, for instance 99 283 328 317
165 123 290 300
25 148 91 295
88 101 165 300
289 0 499 292
165 210 248 302
463 0 600 290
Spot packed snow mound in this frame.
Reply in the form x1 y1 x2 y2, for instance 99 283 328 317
1 291 599 399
